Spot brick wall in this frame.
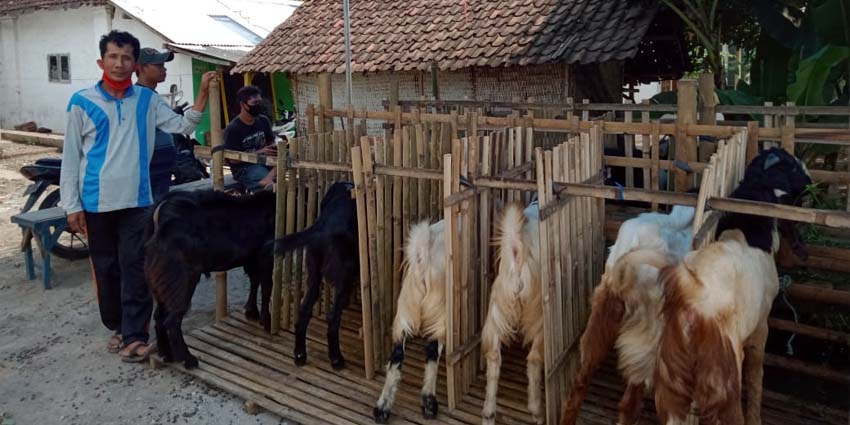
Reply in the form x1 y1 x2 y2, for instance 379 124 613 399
293 63 572 136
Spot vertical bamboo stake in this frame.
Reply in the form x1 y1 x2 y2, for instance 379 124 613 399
351 145 375 379
282 142 298 330
782 101 796 155
651 121 661 211
416 124 428 221
763 101 775 149
373 137 390 356
360 137 385 368
641 101 651 189
209 77 228 321
536 146 557 425
581 99 589 122
271 143 287 334
291 138 305 317
306 104 316 135
402 128 411 251
443 152 459 410
676 79 697 192
479 136 492 328
392 130 403 310
431 120 440 216
746 121 759 164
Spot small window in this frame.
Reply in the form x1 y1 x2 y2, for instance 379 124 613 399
48 54 71 83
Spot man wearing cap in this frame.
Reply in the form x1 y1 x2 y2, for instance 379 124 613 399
136 47 177 202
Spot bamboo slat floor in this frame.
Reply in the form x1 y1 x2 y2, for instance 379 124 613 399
154 309 847 425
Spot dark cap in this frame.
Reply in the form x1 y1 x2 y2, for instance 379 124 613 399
138 48 174 65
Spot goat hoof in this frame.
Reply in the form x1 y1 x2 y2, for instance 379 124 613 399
244 308 260 322
373 407 391 424
260 313 272 332
330 355 346 371
481 412 495 425
421 394 438 419
184 354 199 369
160 355 174 364
294 351 307 367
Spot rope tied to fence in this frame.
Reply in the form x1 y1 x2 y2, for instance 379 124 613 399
614 182 625 201
779 274 799 356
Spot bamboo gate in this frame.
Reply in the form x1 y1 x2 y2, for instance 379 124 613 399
179 98 850 424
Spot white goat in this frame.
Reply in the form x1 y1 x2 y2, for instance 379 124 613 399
374 219 448 423
481 201 544 424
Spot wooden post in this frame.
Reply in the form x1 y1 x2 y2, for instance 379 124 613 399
270 149 287 334
782 101 796 154
318 73 334 131
763 101 775 149
443 152 460 410
746 121 759 163
676 79 697 191
243 71 254 86
209 77 228 321
698 72 717 125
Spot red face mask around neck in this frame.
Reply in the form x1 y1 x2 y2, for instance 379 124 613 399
101 72 132 92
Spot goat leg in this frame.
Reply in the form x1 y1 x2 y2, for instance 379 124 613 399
153 304 173 363
421 339 443 419
617 383 646 425
743 323 768 425
259 267 273 332
527 334 545 424
293 251 323 366
243 268 261 322
481 317 504 425
293 267 323 367
561 285 625 425
374 341 405 424
327 278 354 370
164 310 197 369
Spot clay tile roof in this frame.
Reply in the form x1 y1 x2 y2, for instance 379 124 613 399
234 0 658 74
0 0 106 15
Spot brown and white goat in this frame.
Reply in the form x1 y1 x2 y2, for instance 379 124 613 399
560 205 694 425
481 202 544 425
374 219 448 423
654 147 812 425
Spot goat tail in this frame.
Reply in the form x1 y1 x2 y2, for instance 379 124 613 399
273 225 320 256
496 203 528 270
560 284 626 425
655 264 741 424
605 247 676 295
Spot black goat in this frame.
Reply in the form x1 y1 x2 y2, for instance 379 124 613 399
275 181 359 370
145 189 275 369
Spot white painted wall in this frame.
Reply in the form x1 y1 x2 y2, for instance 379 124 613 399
0 7 108 131
0 6 197 132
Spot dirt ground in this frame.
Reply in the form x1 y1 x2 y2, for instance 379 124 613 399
0 139 288 424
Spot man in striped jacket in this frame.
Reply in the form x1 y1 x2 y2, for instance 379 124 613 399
59 30 216 362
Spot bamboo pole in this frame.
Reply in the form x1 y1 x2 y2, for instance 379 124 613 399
676 79 698 192
443 151 459 410
351 145 375 379
270 143 287 334
209 77 228 321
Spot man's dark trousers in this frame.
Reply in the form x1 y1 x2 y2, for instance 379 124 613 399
85 207 152 346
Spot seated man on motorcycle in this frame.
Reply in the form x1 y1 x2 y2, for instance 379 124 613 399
223 86 277 192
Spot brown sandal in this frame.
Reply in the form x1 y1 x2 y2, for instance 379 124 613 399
107 334 123 353
119 341 154 363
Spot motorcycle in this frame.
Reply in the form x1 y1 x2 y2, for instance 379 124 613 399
19 158 90 260
273 110 296 144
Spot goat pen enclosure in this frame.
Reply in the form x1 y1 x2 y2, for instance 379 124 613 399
171 104 850 424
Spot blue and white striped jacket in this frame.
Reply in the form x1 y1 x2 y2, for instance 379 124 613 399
60 82 202 214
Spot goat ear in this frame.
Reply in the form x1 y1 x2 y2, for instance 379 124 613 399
763 153 781 170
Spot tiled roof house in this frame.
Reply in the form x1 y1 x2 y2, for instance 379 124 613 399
234 0 687 131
